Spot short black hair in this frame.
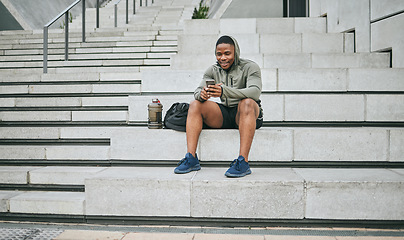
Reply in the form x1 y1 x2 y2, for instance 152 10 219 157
216 35 235 46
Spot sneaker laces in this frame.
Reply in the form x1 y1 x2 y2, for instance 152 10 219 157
177 157 190 167
177 158 186 166
229 159 241 171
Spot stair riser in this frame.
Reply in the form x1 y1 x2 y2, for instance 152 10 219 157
128 94 404 122
0 72 142 82
178 34 345 55
183 18 326 35
84 167 404 220
110 128 404 162
0 128 402 162
0 111 128 122
9 192 84 215
0 59 170 68
0 146 110 160
171 54 391 70
0 84 140 95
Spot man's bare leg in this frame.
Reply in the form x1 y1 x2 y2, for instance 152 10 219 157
236 99 260 162
186 100 223 157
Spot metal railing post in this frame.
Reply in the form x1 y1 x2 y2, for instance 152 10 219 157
133 0 136 14
114 3 118 27
82 0 86 42
145 0 148 6
126 0 129 24
43 0 82 73
96 0 100 28
140 0 142 7
306 0 309 17
65 11 69 60
43 27 48 73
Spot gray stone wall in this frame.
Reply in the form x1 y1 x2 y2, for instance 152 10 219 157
0 0 107 30
0 1 23 30
222 0 283 18
208 0 283 19
310 0 404 68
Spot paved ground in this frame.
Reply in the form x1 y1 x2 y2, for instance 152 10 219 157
0 222 403 240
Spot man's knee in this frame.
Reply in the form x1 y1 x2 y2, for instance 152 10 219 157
238 99 258 114
189 100 203 112
189 100 215 115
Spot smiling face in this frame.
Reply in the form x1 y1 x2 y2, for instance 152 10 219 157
216 43 235 70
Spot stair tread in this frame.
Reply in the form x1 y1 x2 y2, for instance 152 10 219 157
0 0 403 221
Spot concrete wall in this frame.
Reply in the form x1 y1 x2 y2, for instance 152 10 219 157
208 0 283 19
0 1 23 30
0 0 106 30
310 0 404 68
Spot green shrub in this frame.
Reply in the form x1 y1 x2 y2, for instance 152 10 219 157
192 1 209 19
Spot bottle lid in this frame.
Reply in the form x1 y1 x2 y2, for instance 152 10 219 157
152 98 160 103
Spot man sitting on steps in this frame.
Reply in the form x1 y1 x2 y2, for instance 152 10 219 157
174 35 263 178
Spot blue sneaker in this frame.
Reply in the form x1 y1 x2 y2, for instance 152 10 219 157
174 153 201 174
225 156 251 177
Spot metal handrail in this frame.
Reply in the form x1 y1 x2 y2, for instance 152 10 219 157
114 0 122 27
96 0 155 28
98 0 135 28
43 0 153 73
43 0 85 73
140 0 154 7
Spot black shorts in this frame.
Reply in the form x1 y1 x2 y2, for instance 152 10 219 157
213 101 263 129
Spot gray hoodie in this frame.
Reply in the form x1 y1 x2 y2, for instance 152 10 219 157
194 36 262 107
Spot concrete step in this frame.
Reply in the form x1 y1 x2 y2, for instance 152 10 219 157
127 93 404 123
177 33 346 56
0 59 171 69
51 66 152 74
84 167 404 220
0 110 128 122
183 18 327 35
0 28 176 41
265 93 404 122
0 40 177 51
0 126 117 139
0 66 151 75
0 145 111 161
0 35 177 48
1 191 85 215
275 68 403 92
0 52 174 62
0 167 403 219
0 69 141 81
0 82 140 95
0 166 106 185
0 127 402 162
0 35 158 45
264 53 390 68
142 68 404 93
191 92 364 123
0 167 41 184
109 127 404 162
171 52 389 70
3 66 400 92
139 68 404 93
1 96 129 108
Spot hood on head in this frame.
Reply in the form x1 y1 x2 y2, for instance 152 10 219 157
215 35 240 68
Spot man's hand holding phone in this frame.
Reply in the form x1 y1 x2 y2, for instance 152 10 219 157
201 79 222 100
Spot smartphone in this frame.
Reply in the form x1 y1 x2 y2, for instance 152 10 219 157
205 79 215 87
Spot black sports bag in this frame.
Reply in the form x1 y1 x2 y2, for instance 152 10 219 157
164 102 189 131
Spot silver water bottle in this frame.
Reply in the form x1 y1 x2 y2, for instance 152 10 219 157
148 98 163 129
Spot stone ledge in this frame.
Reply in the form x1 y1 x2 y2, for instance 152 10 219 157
84 167 404 220
110 128 403 162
